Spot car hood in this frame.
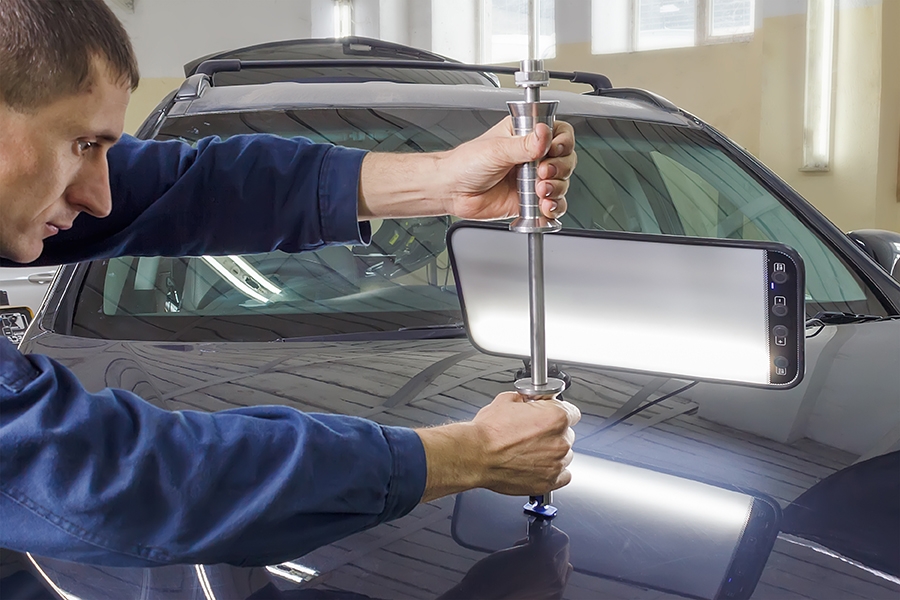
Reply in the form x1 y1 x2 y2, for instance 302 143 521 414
19 332 900 599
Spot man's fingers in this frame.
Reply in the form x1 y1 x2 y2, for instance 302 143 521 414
536 179 569 201
494 390 525 404
557 399 581 427
549 121 576 157
528 123 553 157
538 157 575 181
540 196 567 219
477 117 571 167
551 467 572 490
489 127 546 168
564 427 576 447
535 120 575 222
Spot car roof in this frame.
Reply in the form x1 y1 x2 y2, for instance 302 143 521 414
166 80 696 127
183 37 499 88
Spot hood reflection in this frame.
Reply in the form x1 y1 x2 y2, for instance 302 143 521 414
452 453 778 600
30 527 571 600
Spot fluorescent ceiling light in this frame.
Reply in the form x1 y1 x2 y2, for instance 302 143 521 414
266 561 320 584
201 256 282 304
193 565 217 600
334 0 352 38
227 255 282 295
802 0 835 171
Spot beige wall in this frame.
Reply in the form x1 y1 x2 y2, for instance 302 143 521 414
549 39 765 156
876 0 900 221
124 78 183 136
543 3 898 233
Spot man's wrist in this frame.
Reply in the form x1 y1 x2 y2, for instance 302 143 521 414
415 422 486 503
357 151 453 220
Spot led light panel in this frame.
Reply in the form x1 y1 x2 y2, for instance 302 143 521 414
449 224 804 387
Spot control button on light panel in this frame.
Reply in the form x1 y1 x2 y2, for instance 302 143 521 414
773 356 790 376
773 325 789 346
771 262 789 284
772 296 788 317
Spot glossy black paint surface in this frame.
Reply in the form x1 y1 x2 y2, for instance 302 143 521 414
17 330 900 599
847 229 900 281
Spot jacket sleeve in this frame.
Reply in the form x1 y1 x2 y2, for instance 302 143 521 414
0 337 427 567
2 134 371 267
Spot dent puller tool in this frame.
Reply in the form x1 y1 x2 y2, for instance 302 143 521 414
509 0 565 520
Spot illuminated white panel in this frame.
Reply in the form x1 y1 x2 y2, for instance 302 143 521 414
455 228 771 385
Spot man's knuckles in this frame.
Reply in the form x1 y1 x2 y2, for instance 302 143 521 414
540 402 573 433
551 469 572 490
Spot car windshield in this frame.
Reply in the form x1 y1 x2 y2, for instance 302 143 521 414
72 108 887 342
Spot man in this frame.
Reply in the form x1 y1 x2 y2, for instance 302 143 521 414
0 0 580 567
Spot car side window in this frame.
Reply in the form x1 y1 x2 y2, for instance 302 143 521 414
563 119 886 317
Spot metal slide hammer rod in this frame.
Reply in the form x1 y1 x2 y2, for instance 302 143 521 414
508 0 565 519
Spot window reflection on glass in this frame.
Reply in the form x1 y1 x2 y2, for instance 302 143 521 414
481 0 556 63
709 0 754 36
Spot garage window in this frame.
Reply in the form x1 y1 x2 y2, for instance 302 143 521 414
592 0 755 55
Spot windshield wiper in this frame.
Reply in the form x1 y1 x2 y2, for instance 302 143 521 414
277 322 467 343
807 311 899 326
397 322 466 334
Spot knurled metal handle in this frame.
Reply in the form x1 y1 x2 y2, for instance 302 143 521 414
507 100 561 234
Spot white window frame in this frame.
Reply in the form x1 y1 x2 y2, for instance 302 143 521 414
592 0 755 56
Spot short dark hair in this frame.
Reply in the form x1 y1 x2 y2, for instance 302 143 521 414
0 0 140 111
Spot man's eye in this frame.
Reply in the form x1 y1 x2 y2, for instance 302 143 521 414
76 140 98 154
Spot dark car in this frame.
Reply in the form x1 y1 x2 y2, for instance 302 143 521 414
12 38 900 599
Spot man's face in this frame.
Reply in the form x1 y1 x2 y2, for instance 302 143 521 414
0 59 131 263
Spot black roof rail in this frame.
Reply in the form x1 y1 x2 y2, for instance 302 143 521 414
184 37 500 88
193 58 618 95
184 37 460 77
187 56 678 112
571 71 613 92
594 88 679 111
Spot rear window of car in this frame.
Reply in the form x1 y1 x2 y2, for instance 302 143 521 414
71 108 887 342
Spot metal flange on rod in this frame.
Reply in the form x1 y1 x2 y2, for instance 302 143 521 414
508 0 565 520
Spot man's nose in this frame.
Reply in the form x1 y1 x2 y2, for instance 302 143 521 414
67 153 113 218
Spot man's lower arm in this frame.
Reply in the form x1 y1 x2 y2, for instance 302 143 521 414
357 151 451 220
415 423 485 503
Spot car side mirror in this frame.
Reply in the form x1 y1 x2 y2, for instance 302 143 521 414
848 229 900 281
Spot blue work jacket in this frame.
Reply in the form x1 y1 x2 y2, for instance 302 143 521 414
0 135 427 567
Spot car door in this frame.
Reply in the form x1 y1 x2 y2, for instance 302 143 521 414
0 266 57 314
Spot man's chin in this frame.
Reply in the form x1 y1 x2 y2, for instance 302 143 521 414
1 241 44 264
